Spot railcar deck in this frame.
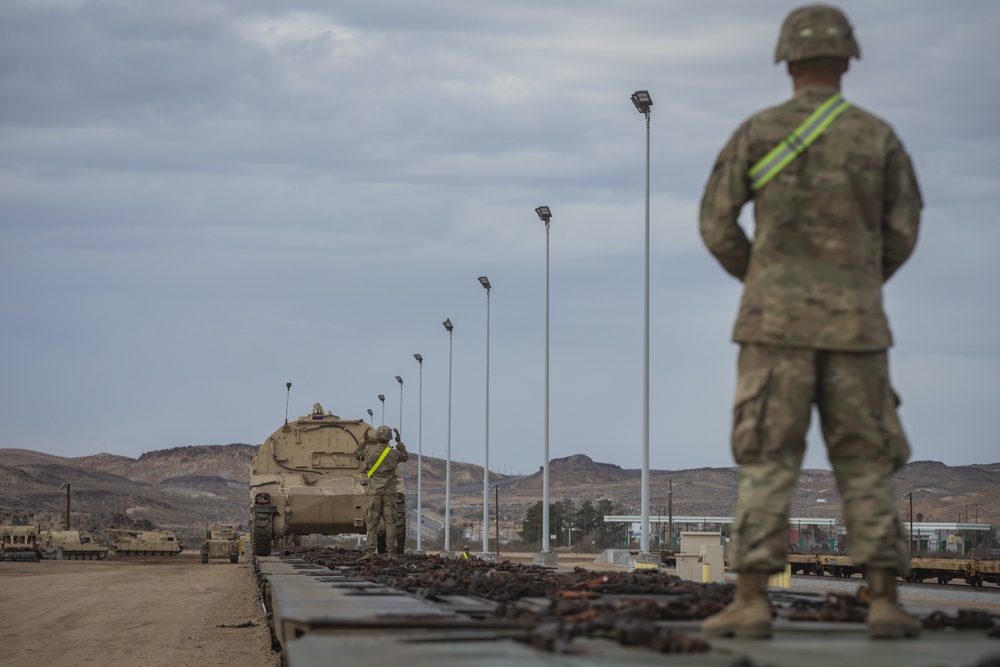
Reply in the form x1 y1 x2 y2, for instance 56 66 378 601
255 552 1000 667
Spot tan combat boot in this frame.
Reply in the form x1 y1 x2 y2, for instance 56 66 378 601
866 569 921 639
701 571 773 639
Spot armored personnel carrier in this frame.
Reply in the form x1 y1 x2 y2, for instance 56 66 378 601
41 530 108 560
201 523 241 563
250 402 406 556
1 512 42 562
109 529 184 555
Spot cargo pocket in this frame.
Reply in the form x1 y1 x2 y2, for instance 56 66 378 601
731 368 770 465
880 383 910 471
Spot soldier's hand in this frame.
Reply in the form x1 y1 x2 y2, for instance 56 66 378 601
393 428 401 442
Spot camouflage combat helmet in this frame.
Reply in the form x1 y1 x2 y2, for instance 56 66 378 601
376 425 393 443
774 4 860 64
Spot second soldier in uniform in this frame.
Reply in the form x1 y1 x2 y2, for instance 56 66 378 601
359 425 408 557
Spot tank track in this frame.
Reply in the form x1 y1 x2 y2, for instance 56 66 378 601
253 516 273 557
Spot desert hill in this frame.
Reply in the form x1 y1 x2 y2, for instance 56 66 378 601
2 446 997 545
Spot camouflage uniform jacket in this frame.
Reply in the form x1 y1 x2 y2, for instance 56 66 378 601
699 85 922 351
362 443 408 496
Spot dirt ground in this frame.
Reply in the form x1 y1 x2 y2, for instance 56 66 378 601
0 551 280 667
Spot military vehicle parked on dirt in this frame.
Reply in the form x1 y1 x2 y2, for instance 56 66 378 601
41 530 108 560
201 523 240 563
250 402 406 556
1 512 42 562
109 529 184 556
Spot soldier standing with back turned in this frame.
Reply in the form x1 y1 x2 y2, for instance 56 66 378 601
699 5 922 639
360 425 408 557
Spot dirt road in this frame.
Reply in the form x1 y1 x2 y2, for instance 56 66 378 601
0 552 280 667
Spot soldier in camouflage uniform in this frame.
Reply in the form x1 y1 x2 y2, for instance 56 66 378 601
699 5 922 639
359 425 408 556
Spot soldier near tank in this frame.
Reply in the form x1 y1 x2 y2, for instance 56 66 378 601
699 5 922 640
360 425 408 557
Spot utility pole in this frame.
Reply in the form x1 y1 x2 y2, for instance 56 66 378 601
58 483 71 530
668 478 673 551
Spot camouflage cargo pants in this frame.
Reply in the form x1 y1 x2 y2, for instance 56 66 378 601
729 344 911 575
365 494 399 554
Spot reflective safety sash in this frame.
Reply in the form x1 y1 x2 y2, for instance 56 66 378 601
367 446 392 478
749 93 852 190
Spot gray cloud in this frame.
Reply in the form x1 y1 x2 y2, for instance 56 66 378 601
1 1 998 477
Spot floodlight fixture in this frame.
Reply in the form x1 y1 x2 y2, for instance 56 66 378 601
631 90 653 114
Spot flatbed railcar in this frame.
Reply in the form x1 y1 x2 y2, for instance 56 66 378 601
253 550 1000 667
786 553 999 587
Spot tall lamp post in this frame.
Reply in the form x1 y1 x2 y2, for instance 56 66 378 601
535 205 553 556
413 354 424 552
367 408 374 425
443 318 455 553
58 483 71 530
395 376 404 431
478 276 492 555
378 394 385 425
631 89 653 554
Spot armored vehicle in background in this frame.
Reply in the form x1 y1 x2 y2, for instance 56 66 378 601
109 529 184 556
41 530 108 560
201 523 241 563
250 402 406 556
1 512 42 562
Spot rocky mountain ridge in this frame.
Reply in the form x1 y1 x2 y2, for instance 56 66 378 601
2 446 997 538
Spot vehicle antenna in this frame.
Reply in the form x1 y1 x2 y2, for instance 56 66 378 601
284 382 292 425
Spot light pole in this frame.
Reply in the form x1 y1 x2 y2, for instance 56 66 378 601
367 408 374 425
378 394 385 425
413 354 424 551
443 318 454 553
631 89 653 554
478 276 492 555
395 376 403 431
535 205 553 556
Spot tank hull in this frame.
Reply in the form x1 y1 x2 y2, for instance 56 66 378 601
250 403 407 555
2 513 42 562
110 529 184 555
41 530 108 560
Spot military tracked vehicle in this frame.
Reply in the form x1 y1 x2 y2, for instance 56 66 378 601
1 512 42 562
201 523 241 563
250 402 406 556
41 530 108 560
109 529 184 555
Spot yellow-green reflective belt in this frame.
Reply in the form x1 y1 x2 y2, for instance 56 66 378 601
749 93 852 191
367 446 392 478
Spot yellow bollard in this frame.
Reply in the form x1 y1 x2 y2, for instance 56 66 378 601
768 564 792 589
702 563 711 583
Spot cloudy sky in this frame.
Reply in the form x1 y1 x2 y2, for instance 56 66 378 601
2 1 998 478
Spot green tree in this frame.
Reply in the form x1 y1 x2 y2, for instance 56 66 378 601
518 502 545 548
